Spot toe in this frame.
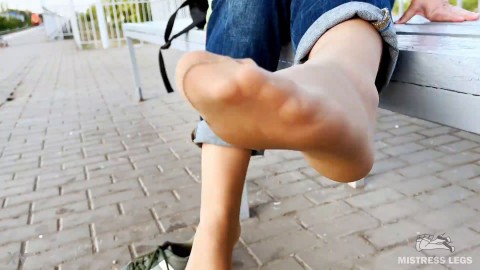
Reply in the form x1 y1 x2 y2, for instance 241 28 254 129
175 51 227 94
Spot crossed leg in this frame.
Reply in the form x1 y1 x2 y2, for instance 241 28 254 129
178 18 384 270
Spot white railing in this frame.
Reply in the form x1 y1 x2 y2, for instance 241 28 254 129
40 0 198 49
42 7 74 40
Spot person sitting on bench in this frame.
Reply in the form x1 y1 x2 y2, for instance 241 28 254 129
175 0 478 269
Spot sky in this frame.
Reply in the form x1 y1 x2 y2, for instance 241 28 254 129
2 0 95 13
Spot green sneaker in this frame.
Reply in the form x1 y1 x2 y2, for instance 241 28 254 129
123 241 192 270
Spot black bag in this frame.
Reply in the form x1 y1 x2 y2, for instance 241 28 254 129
159 0 209 93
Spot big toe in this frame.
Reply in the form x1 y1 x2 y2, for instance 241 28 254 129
175 51 226 94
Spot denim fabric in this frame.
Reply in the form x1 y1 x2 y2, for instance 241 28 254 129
193 0 399 155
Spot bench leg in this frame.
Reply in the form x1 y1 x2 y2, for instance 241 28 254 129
348 178 365 189
126 37 144 102
239 183 250 220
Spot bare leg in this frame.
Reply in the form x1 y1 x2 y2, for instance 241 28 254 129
185 144 250 270
177 19 382 182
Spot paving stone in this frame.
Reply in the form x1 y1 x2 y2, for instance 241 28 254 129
370 157 408 175
418 134 462 147
381 142 426 156
254 171 306 188
22 238 93 269
374 140 390 150
356 245 420 270
160 207 200 233
248 229 318 264
1 185 36 203
254 195 314 220
304 185 355 205
374 151 389 161
418 126 456 137
453 131 480 143
345 188 405 209
298 235 376 270
414 185 475 209
261 257 303 270
391 175 448 196
6 187 59 206
97 220 160 251
457 177 480 192
0 203 30 220
369 197 430 223
232 246 258 270
313 175 342 187
26 224 91 253
268 179 321 199
397 161 447 178
33 200 89 224
0 242 21 268
384 133 426 145
248 189 273 207
296 200 355 227
241 216 301 244
92 188 146 209
437 164 480 182
460 195 480 211
0 173 13 182
437 140 479 154
135 227 196 250
389 125 426 136
399 149 446 164
61 176 112 194
374 131 394 141
310 211 379 241
0 220 57 245
62 205 119 229
59 246 131 270
364 220 428 249
413 203 478 231
0 215 28 231
436 152 480 166
34 190 87 211
263 159 309 174
364 171 406 190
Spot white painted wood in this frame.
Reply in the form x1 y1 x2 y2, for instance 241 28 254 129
348 179 365 189
126 37 144 101
381 82 480 134
96 0 110 49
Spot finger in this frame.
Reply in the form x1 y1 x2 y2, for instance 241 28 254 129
396 6 419 24
457 9 480 21
429 7 465 22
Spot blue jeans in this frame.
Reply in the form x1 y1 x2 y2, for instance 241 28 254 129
193 0 399 155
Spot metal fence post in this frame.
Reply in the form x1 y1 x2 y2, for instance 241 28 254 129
95 0 110 49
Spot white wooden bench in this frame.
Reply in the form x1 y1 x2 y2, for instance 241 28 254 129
123 17 480 219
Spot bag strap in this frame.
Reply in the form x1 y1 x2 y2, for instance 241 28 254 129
159 0 207 93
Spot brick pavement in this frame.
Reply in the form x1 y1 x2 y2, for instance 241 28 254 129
0 28 480 270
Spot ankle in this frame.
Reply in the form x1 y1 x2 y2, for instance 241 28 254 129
196 218 241 246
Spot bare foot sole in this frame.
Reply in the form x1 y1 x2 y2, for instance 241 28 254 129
176 51 348 151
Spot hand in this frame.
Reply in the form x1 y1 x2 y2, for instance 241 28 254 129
396 0 480 24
